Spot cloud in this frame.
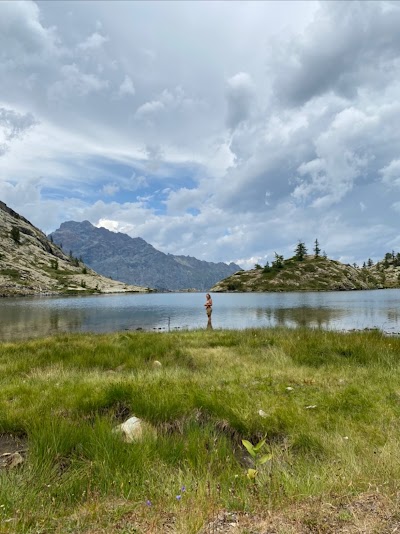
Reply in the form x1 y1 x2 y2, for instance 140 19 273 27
2 0 400 269
48 63 109 99
101 183 120 196
225 72 255 129
271 1 400 106
135 99 164 119
118 75 135 97
0 0 59 60
0 107 37 155
77 31 109 51
380 159 400 189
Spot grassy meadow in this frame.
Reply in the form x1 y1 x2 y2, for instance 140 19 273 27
1 327 400 532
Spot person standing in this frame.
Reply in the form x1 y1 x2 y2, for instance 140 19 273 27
204 293 213 328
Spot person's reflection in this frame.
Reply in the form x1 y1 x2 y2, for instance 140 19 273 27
204 293 213 329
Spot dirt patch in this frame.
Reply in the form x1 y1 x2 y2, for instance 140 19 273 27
0 434 28 468
0 434 27 455
199 492 400 533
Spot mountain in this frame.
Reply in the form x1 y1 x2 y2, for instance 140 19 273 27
0 201 149 297
49 221 242 291
210 255 400 292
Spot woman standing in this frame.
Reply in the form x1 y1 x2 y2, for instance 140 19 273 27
204 293 213 328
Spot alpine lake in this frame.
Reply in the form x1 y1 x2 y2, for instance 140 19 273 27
1 288 400 342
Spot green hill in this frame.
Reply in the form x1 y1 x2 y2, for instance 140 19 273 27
210 255 400 292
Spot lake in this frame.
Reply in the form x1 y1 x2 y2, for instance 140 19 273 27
1 289 400 342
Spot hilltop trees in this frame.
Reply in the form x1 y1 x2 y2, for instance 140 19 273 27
294 241 307 261
272 252 285 269
262 239 325 271
314 238 321 258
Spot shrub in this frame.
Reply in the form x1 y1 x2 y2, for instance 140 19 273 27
10 226 20 244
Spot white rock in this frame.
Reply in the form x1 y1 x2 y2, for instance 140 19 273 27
113 416 143 443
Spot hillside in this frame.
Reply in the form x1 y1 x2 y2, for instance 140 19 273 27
50 220 241 291
210 255 400 292
0 202 149 297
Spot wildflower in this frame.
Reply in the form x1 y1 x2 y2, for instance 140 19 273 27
176 495 181 501
181 486 186 493
146 500 152 506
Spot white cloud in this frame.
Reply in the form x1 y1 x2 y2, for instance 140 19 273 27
225 72 255 130
135 100 164 119
380 159 400 188
118 75 135 97
78 32 109 51
101 183 120 196
48 63 109 99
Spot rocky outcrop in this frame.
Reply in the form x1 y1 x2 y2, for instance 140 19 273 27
0 201 149 297
210 256 395 292
50 221 241 291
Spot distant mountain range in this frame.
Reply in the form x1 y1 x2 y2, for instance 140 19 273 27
49 221 242 291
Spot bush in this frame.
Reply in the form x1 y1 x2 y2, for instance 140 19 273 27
10 226 20 244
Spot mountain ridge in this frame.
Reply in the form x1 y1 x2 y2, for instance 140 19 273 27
50 221 241 291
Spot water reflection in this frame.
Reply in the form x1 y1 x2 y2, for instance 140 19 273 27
256 306 345 329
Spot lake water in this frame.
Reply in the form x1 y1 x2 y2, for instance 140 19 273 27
1 289 400 341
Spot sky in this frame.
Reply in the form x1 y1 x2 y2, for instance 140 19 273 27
1 0 400 269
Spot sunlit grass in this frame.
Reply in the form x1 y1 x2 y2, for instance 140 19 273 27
1 327 400 532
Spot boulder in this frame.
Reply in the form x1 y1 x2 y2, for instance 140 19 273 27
113 416 143 443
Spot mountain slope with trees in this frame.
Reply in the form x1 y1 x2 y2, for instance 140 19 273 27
50 221 241 291
0 201 149 297
211 240 400 292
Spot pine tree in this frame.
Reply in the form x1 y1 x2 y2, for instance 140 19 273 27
272 252 284 269
263 261 271 273
294 241 307 261
314 238 321 258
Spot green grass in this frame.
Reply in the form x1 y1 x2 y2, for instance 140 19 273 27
1 327 400 532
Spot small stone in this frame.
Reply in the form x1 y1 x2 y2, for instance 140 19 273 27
152 360 162 368
113 416 143 443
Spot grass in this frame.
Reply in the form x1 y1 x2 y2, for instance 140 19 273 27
1 327 400 532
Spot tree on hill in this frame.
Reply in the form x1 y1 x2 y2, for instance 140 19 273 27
367 258 374 267
314 238 321 258
294 241 307 261
263 261 271 273
272 252 284 269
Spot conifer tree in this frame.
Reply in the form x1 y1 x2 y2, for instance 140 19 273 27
294 241 307 261
314 238 321 258
272 252 284 269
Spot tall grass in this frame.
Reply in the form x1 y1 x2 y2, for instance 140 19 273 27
1 327 400 532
